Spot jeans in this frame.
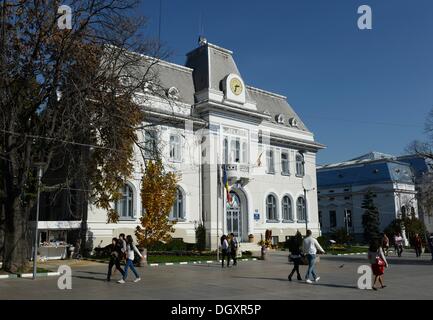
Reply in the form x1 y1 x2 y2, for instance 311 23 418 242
305 254 317 281
123 259 139 280
221 249 230 267
107 257 124 280
396 245 403 257
289 258 302 280
415 246 422 257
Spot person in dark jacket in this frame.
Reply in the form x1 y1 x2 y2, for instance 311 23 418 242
229 233 238 266
106 237 124 281
414 233 423 257
288 246 303 281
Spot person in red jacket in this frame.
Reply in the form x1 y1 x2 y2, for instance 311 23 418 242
414 233 423 257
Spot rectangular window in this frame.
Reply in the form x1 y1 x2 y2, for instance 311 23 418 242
345 209 353 228
169 134 182 162
241 140 248 164
266 149 275 174
329 210 337 228
281 151 289 175
272 236 279 246
144 130 158 159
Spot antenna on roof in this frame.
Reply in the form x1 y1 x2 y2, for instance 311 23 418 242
198 10 207 46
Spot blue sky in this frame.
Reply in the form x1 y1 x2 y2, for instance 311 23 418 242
138 0 433 165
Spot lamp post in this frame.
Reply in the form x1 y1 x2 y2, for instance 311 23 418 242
33 163 45 280
300 152 313 235
303 186 308 234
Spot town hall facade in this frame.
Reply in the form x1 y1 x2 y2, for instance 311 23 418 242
77 40 325 250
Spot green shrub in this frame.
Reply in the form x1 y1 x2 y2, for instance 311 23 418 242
330 228 353 245
195 223 206 252
317 235 327 248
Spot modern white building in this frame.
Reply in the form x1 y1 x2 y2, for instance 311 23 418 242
37 40 325 251
317 152 419 243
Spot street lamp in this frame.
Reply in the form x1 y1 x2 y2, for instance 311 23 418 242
32 163 45 280
301 159 313 234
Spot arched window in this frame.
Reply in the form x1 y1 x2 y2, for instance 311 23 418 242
115 184 134 219
296 153 305 176
266 194 278 221
171 187 185 220
297 196 307 222
282 196 293 221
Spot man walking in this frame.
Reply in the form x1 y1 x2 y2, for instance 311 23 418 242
414 233 422 257
303 230 325 284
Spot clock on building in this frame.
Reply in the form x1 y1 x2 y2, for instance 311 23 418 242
223 73 246 104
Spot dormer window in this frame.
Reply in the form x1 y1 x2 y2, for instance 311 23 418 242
275 114 284 124
167 87 179 100
288 117 298 127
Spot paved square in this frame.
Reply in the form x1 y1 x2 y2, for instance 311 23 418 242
1 251 432 300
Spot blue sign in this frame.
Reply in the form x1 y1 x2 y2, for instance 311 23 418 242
254 210 260 221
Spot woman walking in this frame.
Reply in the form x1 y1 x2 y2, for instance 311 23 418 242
118 235 142 284
288 246 303 281
368 240 389 290
394 233 403 257
221 235 230 268
106 237 124 282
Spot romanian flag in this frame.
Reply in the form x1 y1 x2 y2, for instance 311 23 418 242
222 166 232 204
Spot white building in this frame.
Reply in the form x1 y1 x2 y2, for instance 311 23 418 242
317 152 418 243
40 40 325 251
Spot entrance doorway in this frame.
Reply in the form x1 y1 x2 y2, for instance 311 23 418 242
226 190 248 242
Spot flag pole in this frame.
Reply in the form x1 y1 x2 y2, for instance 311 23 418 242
216 163 219 262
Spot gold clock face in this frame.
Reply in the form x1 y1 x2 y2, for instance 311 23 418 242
230 78 243 96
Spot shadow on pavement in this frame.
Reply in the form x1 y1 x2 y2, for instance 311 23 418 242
232 276 289 282
73 275 107 282
310 282 358 290
328 255 433 266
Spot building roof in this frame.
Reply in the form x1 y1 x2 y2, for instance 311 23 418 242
349 151 394 161
396 154 433 177
186 41 309 132
247 86 308 131
317 160 415 187
128 40 314 136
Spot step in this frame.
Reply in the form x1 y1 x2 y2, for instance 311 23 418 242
239 242 261 252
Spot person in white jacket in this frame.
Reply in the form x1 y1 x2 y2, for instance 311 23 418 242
303 230 325 284
118 235 143 284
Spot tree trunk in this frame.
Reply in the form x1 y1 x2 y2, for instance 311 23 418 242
3 198 31 273
0 201 5 264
